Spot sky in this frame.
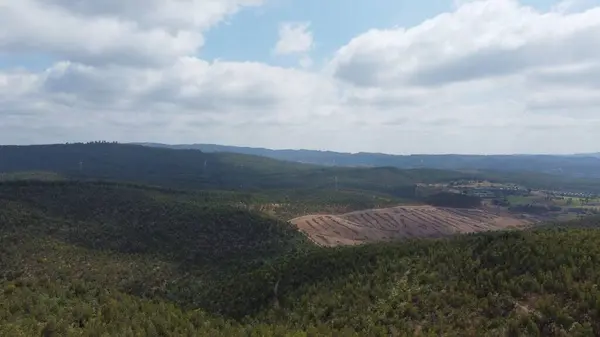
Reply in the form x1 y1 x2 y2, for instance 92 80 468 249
1 0 600 154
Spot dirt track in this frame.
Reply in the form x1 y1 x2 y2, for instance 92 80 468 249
290 205 531 247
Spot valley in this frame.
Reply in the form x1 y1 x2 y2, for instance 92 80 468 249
3 143 600 335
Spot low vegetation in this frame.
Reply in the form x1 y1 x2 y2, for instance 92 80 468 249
423 192 482 208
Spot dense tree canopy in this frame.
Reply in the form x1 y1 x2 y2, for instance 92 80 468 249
2 181 600 335
423 192 482 208
4 144 600 335
0 143 481 196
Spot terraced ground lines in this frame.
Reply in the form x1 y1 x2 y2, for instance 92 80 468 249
290 205 532 247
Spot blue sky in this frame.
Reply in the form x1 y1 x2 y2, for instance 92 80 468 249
199 0 555 66
0 53 57 71
201 0 452 65
1 0 600 154
0 0 558 71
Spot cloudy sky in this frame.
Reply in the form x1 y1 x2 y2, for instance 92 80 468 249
1 0 599 154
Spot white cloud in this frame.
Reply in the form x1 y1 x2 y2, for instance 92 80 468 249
0 0 263 66
42 0 264 30
273 22 314 55
330 0 600 87
299 56 314 69
552 0 597 13
1 0 600 154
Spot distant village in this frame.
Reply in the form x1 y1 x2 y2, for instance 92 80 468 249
460 185 528 199
441 180 529 199
417 180 600 217
540 190 597 199
436 180 598 200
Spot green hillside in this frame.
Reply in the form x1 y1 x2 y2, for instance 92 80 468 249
0 181 309 270
0 171 65 182
0 143 476 195
3 181 600 335
0 143 489 219
140 143 600 186
5 143 600 203
0 181 314 335
0 142 311 191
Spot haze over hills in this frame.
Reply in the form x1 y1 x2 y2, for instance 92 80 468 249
0 142 487 219
0 142 472 196
572 153 600 158
6 142 600 196
138 143 600 179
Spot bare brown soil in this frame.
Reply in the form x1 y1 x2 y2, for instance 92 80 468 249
290 205 532 247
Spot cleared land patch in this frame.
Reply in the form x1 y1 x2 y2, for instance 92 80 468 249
291 205 532 247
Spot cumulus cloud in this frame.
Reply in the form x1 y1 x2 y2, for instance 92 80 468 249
0 0 264 66
330 0 600 88
42 0 264 30
1 0 600 154
553 0 597 13
273 22 314 55
528 63 600 89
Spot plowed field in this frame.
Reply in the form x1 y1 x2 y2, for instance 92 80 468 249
291 205 531 247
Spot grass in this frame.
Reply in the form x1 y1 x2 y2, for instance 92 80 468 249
506 195 538 205
0 171 64 181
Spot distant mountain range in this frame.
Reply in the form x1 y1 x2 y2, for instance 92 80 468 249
572 153 600 158
137 143 600 179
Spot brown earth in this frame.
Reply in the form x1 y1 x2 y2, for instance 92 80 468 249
290 205 532 247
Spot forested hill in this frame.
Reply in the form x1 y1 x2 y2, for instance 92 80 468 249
0 143 310 191
140 142 600 180
0 143 477 197
4 180 600 335
0 180 312 335
136 142 600 193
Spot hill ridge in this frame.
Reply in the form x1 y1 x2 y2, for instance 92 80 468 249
138 142 600 182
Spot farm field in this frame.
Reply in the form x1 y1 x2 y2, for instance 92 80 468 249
291 205 532 246
553 197 600 207
506 195 538 204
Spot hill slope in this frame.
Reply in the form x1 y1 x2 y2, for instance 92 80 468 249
140 142 600 192
0 180 309 270
0 143 486 215
292 205 530 246
0 143 313 191
140 142 600 178
231 224 600 335
0 181 320 336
